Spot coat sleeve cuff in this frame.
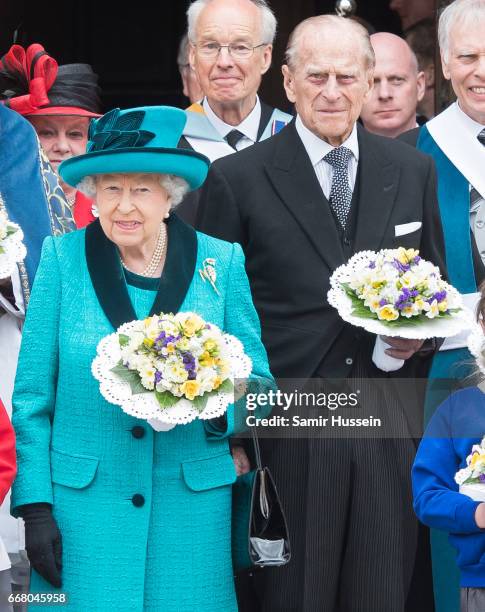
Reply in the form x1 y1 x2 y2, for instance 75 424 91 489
455 498 483 533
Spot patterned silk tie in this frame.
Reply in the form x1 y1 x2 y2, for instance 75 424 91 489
323 146 353 230
225 129 244 150
471 129 485 203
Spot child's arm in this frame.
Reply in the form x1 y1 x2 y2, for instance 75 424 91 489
412 397 483 535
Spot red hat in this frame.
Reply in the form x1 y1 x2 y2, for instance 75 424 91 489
0 44 102 118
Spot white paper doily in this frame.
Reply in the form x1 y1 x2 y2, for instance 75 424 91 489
327 252 474 339
92 320 252 426
459 483 485 502
0 224 26 280
467 324 485 377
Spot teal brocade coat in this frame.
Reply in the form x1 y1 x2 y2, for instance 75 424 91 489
11 217 272 611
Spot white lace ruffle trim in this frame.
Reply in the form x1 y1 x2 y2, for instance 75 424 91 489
327 250 473 339
0 225 26 280
92 320 252 430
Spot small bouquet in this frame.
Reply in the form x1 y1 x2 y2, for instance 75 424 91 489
92 312 252 431
327 248 472 370
455 437 485 501
0 209 26 279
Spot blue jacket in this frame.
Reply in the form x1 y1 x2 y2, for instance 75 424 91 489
12 217 273 611
412 386 485 587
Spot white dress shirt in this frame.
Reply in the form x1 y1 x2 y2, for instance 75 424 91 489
203 96 261 151
295 115 359 200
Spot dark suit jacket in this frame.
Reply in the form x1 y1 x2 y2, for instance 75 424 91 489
196 120 446 381
196 121 444 610
176 101 285 226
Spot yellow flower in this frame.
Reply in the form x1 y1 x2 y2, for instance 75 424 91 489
166 342 175 354
377 305 399 321
143 338 155 349
182 314 205 337
212 376 223 390
181 380 201 400
438 300 448 313
471 452 481 467
204 339 218 353
405 248 419 261
199 351 215 367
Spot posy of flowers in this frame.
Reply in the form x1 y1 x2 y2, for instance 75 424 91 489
335 247 461 326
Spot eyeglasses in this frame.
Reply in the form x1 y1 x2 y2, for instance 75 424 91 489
196 42 266 60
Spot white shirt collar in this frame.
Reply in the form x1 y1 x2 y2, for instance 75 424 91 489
295 115 359 166
202 96 261 142
456 101 485 139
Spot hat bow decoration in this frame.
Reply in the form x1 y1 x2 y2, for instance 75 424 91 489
0 44 58 115
87 108 156 152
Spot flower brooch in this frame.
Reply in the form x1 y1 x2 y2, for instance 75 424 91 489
199 258 219 295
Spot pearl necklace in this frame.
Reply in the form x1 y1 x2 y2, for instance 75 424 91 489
121 223 167 277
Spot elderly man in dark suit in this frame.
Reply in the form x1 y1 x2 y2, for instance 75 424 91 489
197 14 444 612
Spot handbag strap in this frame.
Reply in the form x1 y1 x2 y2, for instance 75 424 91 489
250 426 270 519
250 423 263 471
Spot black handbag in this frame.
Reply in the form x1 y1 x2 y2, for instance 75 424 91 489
231 428 291 573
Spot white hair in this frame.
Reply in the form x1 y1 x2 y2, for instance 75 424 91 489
77 174 190 208
439 0 485 63
285 15 375 73
187 0 277 44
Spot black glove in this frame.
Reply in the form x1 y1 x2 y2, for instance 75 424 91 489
19 503 63 588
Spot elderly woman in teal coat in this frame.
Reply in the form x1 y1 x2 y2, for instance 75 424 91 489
11 106 272 611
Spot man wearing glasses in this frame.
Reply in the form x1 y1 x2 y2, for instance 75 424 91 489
176 0 291 224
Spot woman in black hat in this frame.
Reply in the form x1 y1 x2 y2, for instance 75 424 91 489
0 43 102 227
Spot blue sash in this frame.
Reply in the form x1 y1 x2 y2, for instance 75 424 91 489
417 125 476 612
418 125 476 380
183 106 291 142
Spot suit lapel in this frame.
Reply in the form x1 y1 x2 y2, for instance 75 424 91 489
85 220 137 329
264 122 345 271
353 126 400 253
85 216 198 330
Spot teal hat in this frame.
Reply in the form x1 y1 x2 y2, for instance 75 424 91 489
59 105 210 190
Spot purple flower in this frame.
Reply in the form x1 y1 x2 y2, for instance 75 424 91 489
188 370 197 380
479 473 485 483
432 290 447 303
154 371 163 384
413 256 421 264
395 289 413 311
379 299 388 307
392 259 410 273
368 261 376 269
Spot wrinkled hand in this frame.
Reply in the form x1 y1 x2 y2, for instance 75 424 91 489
21 503 63 588
231 445 251 476
381 336 424 361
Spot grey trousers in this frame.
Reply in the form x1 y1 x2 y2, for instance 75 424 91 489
461 588 485 612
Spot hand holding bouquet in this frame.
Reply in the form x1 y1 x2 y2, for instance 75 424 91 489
0 209 26 279
328 248 472 370
455 437 485 502
92 312 252 430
